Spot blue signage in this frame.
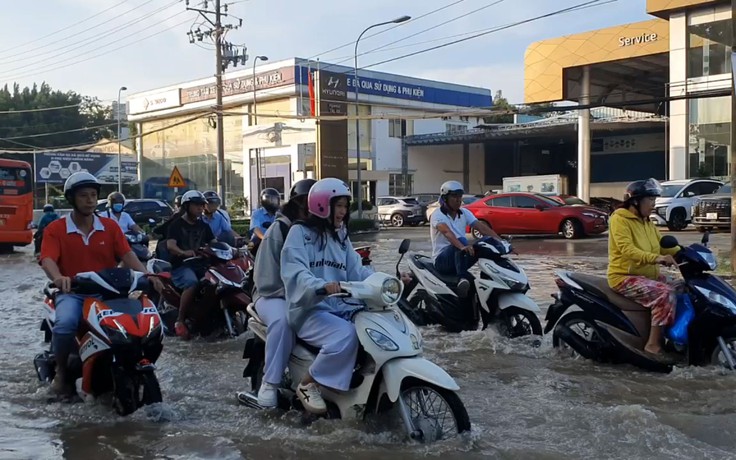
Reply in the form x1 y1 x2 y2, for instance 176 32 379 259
297 66 492 108
35 151 138 184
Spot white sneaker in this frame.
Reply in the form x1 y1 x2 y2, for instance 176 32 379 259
257 382 279 408
297 382 327 414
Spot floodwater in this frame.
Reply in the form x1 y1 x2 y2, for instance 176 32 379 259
2 229 736 459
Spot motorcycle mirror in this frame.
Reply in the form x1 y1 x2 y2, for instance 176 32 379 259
701 231 710 246
660 235 679 249
398 239 411 254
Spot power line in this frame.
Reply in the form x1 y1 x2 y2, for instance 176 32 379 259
0 0 131 58
0 0 180 71
0 122 120 142
0 15 192 83
0 104 82 114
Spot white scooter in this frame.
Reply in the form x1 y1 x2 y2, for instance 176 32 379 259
238 240 471 442
399 238 542 335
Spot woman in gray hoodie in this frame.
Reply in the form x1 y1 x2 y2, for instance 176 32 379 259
253 179 316 408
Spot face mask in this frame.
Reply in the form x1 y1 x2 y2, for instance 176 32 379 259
112 203 124 213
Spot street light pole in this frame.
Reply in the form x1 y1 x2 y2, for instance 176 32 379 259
252 55 268 198
354 15 410 219
117 86 127 192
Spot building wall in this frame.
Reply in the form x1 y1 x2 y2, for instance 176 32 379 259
409 144 486 195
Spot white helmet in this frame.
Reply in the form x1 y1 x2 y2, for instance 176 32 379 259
64 172 101 203
308 178 352 219
440 180 464 196
181 190 207 206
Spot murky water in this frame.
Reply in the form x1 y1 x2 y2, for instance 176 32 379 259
2 231 736 459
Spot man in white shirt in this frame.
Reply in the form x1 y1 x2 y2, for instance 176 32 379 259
102 192 143 235
430 180 500 297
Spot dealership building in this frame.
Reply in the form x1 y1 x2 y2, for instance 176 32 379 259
404 0 733 200
126 58 492 206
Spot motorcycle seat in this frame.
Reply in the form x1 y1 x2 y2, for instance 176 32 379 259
413 255 461 287
567 273 648 312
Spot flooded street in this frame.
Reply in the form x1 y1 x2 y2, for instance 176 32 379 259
2 229 736 459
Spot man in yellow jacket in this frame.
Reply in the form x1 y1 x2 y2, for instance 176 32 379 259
608 178 679 355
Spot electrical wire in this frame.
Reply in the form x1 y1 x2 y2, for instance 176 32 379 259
0 0 131 58
0 122 120 142
0 104 83 114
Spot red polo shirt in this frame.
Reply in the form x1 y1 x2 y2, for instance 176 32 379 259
39 215 131 277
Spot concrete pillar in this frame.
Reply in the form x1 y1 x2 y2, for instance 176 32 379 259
401 139 409 195
668 12 688 179
462 142 470 191
577 65 591 202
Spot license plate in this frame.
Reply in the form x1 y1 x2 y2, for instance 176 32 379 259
707 212 718 220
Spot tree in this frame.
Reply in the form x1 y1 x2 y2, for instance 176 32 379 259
0 82 116 150
484 90 515 124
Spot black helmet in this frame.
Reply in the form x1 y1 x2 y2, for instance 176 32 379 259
625 178 662 201
43 204 54 213
260 188 281 213
63 172 101 205
289 179 317 200
173 195 183 207
203 190 221 205
107 191 126 207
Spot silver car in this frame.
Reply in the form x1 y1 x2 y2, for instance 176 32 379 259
377 196 426 227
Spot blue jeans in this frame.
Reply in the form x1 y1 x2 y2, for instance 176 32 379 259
172 266 203 290
52 294 100 357
434 245 478 280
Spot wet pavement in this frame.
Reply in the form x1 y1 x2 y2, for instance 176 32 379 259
1 228 736 459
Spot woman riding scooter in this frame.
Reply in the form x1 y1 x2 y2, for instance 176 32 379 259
608 178 680 356
280 178 374 414
251 178 316 408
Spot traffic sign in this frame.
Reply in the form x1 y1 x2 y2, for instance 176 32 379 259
168 166 186 188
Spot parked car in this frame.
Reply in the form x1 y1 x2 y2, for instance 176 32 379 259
464 192 609 239
692 184 731 232
548 195 622 215
650 179 723 230
425 194 483 220
376 196 425 227
411 193 440 207
95 198 173 226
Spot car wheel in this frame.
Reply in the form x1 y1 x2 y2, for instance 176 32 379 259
667 208 687 231
391 213 405 227
561 219 582 239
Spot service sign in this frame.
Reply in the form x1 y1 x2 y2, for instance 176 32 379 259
128 88 181 114
35 151 138 184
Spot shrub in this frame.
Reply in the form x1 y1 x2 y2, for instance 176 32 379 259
349 218 378 233
350 200 374 212
231 219 251 235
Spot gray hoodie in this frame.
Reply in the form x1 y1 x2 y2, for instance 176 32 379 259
252 213 291 303
281 224 373 332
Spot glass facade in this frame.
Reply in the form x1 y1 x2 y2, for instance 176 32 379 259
688 95 731 178
139 111 244 205
687 17 733 78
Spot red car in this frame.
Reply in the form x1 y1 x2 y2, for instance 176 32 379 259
465 192 609 239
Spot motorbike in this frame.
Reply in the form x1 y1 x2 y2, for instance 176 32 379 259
34 268 164 416
125 232 152 263
147 241 252 338
238 239 471 442
355 245 372 266
545 232 736 372
398 238 542 335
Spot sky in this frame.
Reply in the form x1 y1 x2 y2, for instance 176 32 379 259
0 0 651 106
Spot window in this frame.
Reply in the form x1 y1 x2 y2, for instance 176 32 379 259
445 124 467 134
688 96 731 178
139 201 161 211
389 173 413 196
687 18 732 78
513 196 540 209
486 196 511 207
684 181 722 197
388 119 405 138
0 166 32 195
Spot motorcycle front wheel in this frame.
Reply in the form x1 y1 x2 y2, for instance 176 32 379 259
497 307 542 338
399 380 471 443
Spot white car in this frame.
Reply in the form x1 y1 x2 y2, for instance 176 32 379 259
425 194 483 220
650 179 722 230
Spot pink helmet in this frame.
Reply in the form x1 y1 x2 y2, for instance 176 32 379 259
308 178 352 218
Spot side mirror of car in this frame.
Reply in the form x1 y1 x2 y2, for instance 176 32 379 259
660 235 679 249
398 238 411 254
535 204 546 211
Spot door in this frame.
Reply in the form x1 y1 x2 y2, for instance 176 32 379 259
510 195 547 233
481 195 514 233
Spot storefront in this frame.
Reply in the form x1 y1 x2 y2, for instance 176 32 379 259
524 0 732 199
127 58 492 211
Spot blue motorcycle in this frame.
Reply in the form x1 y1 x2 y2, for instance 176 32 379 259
545 232 736 372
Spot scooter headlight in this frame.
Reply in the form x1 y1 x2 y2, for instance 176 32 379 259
694 286 736 314
381 277 403 305
366 328 399 351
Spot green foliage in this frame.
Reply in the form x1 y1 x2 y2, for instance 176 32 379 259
0 82 115 150
350 200 374 212
231 219 251 236
229 196 249 217
349 218 378 233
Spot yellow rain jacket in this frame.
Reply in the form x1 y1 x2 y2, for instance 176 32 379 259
607 208 679 289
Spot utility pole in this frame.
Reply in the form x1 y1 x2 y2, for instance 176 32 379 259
185 0 246 207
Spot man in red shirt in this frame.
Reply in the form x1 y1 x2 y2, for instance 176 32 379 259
39 172 153 397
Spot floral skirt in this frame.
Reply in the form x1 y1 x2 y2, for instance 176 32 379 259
613 276 677 327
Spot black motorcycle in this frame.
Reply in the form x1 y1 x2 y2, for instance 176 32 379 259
545 232 736 372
